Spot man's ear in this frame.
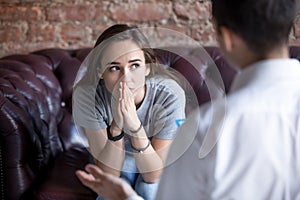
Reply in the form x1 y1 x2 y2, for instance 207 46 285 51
219 26 236 52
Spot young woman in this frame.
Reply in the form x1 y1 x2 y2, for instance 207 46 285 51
73 24 186 200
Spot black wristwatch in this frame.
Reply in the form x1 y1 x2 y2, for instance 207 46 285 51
107 126 124 141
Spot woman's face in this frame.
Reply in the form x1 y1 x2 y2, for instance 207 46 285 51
100 40 150 94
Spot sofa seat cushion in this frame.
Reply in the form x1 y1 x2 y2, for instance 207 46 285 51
24 146 97 200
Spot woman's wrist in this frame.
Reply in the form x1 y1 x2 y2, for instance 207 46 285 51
107 125 124 141
110 120 122 134
131 139 151 154
129 122 142 134
126 118 142 133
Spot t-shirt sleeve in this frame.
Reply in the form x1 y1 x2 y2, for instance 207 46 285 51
73 85 102 130
152 81 186 140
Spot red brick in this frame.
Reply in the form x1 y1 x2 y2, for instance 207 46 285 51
5 42 58 56
27 24 56 42
0 25 25 43
92 24 110 41
46 4 105 22
154 0 171 2
294 17 300 37
138 25 157 39
109 2 171 22
0 0 18 3
154 25 188 44
174 2 211 21
136 25 186 48
93 4 107 22
20 0 46 2
60 24 92 42
0 48 6 58
7 42 90 56
191 24 216 43
49 0 75 3
289 38 300 46
157 24 187 35
0 6 43 22
173 4 189 20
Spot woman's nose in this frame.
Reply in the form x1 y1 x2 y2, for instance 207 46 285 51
121 68 131 80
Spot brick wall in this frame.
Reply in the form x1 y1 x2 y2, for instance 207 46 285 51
0 0 299 58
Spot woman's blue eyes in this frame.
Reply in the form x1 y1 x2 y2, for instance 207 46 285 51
131 63 140 69
109 64 140 72
109 66 120 71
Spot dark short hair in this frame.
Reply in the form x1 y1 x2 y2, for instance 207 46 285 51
212 0 297 54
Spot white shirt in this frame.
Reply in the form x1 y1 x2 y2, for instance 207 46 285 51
156 59 300 200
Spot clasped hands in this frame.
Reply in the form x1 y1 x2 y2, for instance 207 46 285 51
111 81 141 134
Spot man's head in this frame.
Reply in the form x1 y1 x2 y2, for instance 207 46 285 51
212 0 297 57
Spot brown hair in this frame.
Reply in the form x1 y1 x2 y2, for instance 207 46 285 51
94 24 163 76
76 24 178 86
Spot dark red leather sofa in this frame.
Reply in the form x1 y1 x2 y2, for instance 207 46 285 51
0 46 299 200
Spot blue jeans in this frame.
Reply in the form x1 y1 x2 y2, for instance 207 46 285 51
96 140 159 200
122 171 159 200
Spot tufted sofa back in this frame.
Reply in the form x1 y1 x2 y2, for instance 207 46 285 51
0 46 299 199
0 48 90 199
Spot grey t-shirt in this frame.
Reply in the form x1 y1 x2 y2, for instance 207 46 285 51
73 75 186 140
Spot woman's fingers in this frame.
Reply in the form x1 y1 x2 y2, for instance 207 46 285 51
124 82 133 97
120 82 125 112
119 82 123 100
123 84 129 109
119 82 140 131
111 82 123 129
121 82 134 109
